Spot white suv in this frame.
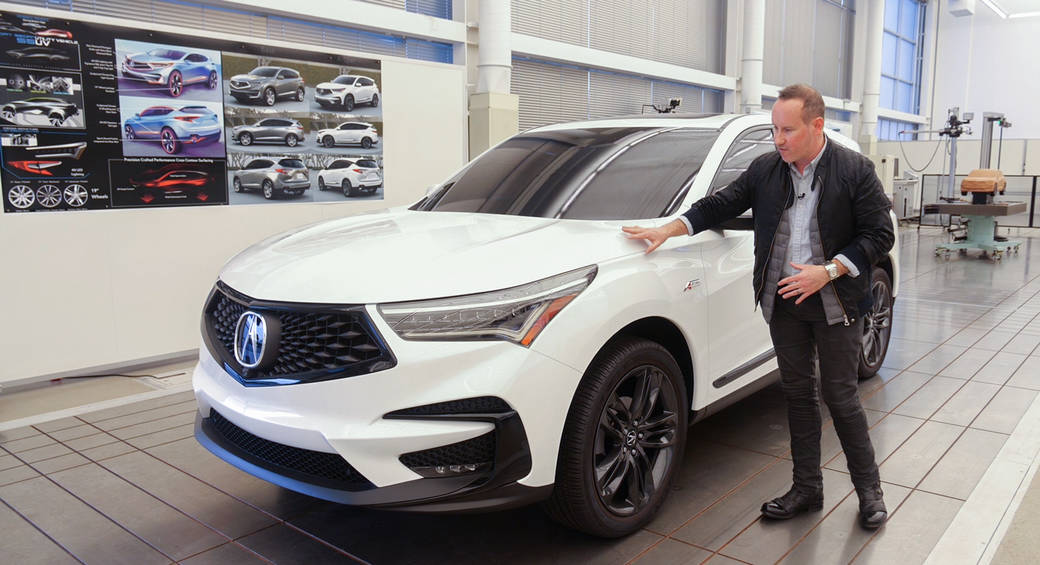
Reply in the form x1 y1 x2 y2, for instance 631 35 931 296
193 114 899 538
317 158 382 196
315 122 379 149
314 74 379 112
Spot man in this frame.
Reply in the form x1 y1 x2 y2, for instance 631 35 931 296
622 84 894 530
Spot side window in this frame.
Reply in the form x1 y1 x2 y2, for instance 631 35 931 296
708 128 775 195
285 69 299 78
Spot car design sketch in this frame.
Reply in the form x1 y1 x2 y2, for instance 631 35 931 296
314 75 379 111
121 48 218 97
232 158 310 199
229 67 305 106
6 73 72 93
36 28 73 39
123 105 221 154
193 113 900 538
315 122 379 149
130 164 215 191
231 118 305 147
317 158 382 196
5 46 70 64
1 97 78 126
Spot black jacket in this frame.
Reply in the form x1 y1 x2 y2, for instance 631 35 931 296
682 141 894 321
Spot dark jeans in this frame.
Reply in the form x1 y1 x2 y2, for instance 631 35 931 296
769 294 880 492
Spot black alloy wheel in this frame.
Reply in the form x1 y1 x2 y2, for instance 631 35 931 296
317 177 326 191
361 137 372 149
342 178 357 197
238 132 253 146
322 135 335 148
263 87 276 106
543 336 687 537
168 71 183 97
343 94 354 112
859 266 893 379
370 93 379 107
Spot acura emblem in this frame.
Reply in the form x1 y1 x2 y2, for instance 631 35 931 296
234 311 267 368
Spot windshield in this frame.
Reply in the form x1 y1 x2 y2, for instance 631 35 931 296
416 127 719 220
250 67 278 77
146 49 185 59
333 76 356 85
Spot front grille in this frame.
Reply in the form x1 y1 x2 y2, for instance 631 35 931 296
230 80 250 88
209 410 373 490
203 283 396 385
317 88 332 95
128 61 152 71
400 431 496 471
387 397 513 418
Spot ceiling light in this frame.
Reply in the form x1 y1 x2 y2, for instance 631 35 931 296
1009 11 1040 19
979 0 1008 18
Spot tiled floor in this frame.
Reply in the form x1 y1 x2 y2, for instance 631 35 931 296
2 226 1040 565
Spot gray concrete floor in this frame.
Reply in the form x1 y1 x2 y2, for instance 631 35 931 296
2 225 1040 564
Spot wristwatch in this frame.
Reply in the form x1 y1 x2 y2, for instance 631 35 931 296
824 261 840 280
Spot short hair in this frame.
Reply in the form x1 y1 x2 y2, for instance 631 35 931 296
777 84 825 124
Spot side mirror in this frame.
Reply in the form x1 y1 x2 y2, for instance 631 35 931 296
718 216 754 230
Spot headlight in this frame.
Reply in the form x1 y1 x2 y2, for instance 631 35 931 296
377 265 597 346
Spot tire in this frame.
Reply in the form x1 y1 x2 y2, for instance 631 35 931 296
370 93 379 107
8 184 35 209
232 177 243 193
238 132 253 146
48 113 66 127
318 177 326 191
1 108 14 122
285 134 298 147
295 86 305 102
159 127 180 154
8 73 25 90
208 70 218 89
63 184 88 207
322 135 335 148
361 137 372 149
542 336 687 538
262 179 274 199
343 178 357 197
125 125 136 140
858 267 893 380
167 70 183 97
343 94 354 112
36 184 62 208
263 87 276 106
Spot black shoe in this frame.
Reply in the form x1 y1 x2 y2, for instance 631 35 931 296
761 486 824 520
856 484 887 530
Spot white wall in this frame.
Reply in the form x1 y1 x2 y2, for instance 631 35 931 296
927 1 1040 139
0 16 468 385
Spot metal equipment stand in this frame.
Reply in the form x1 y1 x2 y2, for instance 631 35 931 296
933 202 1025 260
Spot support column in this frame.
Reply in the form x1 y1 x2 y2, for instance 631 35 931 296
740 0 765 114
859 0 885 155
469 0 518 159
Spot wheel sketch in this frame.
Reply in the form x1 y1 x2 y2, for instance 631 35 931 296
63 184 88 207
36 184 62 208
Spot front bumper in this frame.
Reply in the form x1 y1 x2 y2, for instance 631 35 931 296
230 85 262 99
315 93 344 105
192 304 582 510
121 62 168 84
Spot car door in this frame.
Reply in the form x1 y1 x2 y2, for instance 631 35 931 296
325 160 348 185
699 126 778 397
139 108 171 138
183 54 207 83
256 119 280 142
357 77 374 103
336 123 357 144
241 159 268 188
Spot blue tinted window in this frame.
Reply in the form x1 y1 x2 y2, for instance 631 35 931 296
899 0 919 37
897 39 915 82
881 0 925 114
882 34 897 76
407 0 452 19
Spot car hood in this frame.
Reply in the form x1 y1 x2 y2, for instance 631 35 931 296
130 53 176 63
219 209 638 304
316 81 349 90
231 74 266 82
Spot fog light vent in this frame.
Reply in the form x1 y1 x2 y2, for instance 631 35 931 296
400 431 496 478
386 396 511 417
